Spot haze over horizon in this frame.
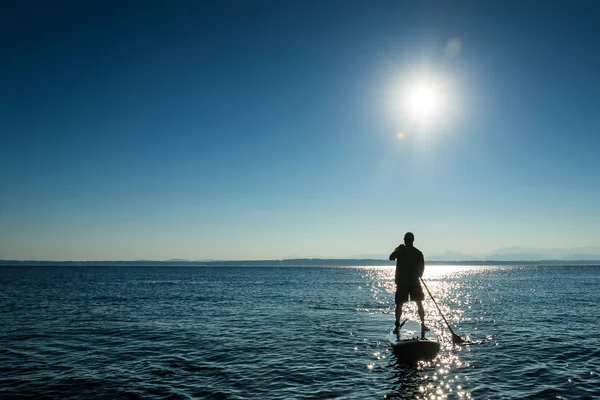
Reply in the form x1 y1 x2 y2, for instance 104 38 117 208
3 245 600 263
2 1 599 261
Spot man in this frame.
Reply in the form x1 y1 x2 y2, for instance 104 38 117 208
389 232 429 336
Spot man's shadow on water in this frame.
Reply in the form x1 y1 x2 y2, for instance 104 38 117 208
383 358 436 400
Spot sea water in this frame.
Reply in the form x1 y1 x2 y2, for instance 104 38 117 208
1 264 599 399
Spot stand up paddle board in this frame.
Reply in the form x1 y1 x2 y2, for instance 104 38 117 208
388 320 440 363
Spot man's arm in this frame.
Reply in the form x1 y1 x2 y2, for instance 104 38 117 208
418 251 425 278
389 245 403 261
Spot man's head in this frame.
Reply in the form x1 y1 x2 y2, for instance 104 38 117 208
404 232 415 246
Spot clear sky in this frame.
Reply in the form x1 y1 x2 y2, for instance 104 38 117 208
1 1 599 261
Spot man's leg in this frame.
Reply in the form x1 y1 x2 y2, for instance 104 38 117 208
416 300 430 336
393 302 404 334
395 302 403 325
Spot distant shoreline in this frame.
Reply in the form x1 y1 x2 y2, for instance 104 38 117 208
1 259 599 267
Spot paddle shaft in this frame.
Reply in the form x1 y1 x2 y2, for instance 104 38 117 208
420 278 463 342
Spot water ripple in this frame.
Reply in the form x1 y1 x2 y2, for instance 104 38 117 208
1 265 599 399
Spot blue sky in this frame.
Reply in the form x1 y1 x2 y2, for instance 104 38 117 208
1 1 599 260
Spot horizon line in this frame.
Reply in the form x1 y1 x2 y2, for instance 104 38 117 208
2 258 600 264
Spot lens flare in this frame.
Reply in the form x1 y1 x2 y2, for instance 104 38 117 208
446 38 462 58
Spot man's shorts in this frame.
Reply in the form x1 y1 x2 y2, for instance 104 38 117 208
395 284 425 303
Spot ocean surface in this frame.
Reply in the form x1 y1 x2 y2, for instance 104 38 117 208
1 264 599 399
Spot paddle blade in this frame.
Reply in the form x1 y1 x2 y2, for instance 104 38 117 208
451 333 465 345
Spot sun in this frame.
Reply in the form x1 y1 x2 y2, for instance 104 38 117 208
403 79 445 125
386 69 455 134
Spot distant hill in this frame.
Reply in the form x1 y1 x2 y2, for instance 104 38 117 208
2 246 600 266
1 258 599 267
428 246 600 262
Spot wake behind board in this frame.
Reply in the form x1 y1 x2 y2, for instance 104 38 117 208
388 320 440 363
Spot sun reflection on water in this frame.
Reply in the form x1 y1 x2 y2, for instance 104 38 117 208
357 264 486 399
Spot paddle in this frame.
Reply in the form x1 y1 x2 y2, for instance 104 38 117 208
420 278 465 345
394 319 408 340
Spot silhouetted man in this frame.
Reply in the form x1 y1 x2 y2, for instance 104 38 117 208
389 232 429 336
